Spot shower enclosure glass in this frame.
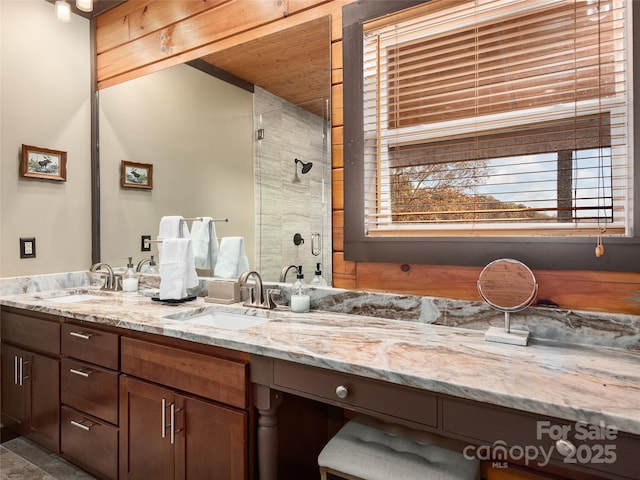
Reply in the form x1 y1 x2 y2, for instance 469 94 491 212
254 87 332 284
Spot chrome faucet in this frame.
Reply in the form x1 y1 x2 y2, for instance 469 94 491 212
137 255 158 274
280 264 300 283
136 255 157 272
136 258 151 272
90 262 122 291
239 271 280 309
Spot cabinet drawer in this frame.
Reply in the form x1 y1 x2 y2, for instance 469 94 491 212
121 337 248 409
442 397 640 480
273 360 438 428
62 323 119 370
1 309 60 355
61 357 119 425
61 406 118 480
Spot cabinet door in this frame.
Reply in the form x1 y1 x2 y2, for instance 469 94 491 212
0 343 60 453
175 394 247 480
27 350 60 453
120 376 175 480
1 343 28 433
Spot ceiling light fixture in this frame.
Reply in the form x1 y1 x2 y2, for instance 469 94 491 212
76 0 94 13
55 0 71 22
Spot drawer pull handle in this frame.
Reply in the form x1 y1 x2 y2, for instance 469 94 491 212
170 404 177 445
14 357 30 386
555 439 577 457
70 420 92 431
162 400 181 444
335 385 349 399
162 398 171 439
69 368 93 377
13 356 19 385
69 331 94 340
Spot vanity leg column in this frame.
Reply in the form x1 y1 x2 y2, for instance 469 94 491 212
254 387 282 480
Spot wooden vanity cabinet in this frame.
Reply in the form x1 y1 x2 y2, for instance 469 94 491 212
120 375 247 480
60 322 120 480
0 307 60 453
119 337 250 480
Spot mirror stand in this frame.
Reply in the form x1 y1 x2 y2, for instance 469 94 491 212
484 312 530 346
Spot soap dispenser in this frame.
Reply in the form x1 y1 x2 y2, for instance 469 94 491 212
290 265 310 313
123 256 139 293
310 262 327 286
147 255 158 274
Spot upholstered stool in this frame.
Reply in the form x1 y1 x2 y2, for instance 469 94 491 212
318 418 480 480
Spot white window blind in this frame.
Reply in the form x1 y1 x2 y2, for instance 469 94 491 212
362 0 631 237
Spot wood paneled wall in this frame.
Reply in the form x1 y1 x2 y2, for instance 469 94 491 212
95 0 640 315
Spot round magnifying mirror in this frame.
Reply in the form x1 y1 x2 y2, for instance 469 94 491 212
477 258 537 346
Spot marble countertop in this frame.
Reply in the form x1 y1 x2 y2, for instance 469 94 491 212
1 288 639 436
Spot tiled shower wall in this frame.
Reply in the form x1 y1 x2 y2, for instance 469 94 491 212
253 87 332 284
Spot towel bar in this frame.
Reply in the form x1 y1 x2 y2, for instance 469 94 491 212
150 217 228 243
180 217 229 223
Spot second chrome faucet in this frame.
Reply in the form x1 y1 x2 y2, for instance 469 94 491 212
239 271 280 309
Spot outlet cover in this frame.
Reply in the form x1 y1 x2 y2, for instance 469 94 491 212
141 235 151 252
20 237 36 258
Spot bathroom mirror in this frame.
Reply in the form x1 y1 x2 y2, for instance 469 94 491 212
98 17 332 283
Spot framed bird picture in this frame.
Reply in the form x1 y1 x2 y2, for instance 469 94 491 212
20 144 67 181
121 160 153 189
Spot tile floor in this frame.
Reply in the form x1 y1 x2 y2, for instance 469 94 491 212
0 436 96 480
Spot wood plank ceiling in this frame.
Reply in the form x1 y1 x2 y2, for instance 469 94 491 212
199 16 331 119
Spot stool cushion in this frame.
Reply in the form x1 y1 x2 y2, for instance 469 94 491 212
318 420 479 480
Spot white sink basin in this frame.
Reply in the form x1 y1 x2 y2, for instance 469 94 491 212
171 311 271 331
47 294 104 304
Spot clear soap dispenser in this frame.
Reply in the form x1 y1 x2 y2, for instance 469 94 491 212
123 256 139 293
311 262 327 286
290 265 310 313
147 255 158 274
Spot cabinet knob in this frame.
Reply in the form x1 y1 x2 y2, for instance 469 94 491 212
555 438 577 457
335 385 349 399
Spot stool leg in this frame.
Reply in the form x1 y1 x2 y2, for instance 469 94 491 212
322 467 365 480
319 466 328 480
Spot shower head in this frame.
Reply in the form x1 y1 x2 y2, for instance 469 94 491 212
295 158 313 174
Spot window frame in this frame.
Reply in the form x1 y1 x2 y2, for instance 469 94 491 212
342 0 639 272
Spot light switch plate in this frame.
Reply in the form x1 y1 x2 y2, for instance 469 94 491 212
20 237 36 259
141 235 151 252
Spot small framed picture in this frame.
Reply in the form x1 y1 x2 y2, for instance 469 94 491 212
20 144 67 181
121 160 153 189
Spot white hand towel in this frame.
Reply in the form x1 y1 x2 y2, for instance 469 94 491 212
191 217 218 270
214 236 249 279
159 238 199 300
158 215 189 239
158 216 190 259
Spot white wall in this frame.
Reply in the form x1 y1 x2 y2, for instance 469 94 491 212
0 0 92 277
